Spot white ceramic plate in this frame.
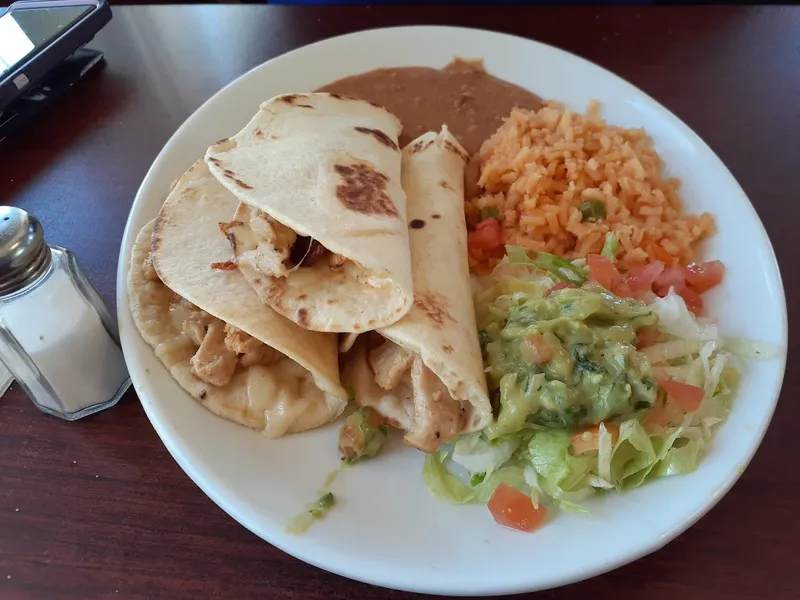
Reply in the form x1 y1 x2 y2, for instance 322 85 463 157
116 26 787 596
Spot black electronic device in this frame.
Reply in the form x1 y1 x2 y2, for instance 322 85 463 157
0 0 111 114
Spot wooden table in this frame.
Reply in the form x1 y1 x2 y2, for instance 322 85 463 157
1 5 798 599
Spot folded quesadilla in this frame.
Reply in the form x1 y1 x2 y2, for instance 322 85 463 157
204 92 413 334
127 160 347 437
342 128 492 452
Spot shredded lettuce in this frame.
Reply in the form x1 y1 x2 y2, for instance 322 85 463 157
722 337 780 360
650 292 718 342
507 245 587 284
423 452 530 505
651 438 702 477
421 258 776 517
641 338 702 363
422 452 475 504
474 464 528 502
597 423 613 482
452 434 520 475
601 232 618 261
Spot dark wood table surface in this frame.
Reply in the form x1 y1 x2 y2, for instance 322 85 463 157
2 5 799 599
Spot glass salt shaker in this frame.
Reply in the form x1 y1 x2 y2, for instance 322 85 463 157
0 206 130 420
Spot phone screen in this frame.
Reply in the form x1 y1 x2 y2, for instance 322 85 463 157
0 4 94 77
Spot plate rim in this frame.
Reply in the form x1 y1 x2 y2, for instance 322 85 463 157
115 24 789 596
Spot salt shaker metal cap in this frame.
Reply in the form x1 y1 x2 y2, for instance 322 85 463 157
0 207 51 294
0 206 131 420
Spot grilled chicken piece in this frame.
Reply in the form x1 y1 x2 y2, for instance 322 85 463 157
368 341 414 391
404 356 465 452
190 321 238 387
223 324 281 367
181 308 214 346
251 211 297 278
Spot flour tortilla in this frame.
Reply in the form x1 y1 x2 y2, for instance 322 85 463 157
342 128 492 448
204 92 413 333
127 161 347 437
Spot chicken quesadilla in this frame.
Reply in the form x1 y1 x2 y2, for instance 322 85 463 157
342 128 492 452
128 160 347 437
205 92 414 334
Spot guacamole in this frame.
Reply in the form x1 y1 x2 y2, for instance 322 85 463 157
479 282 658 436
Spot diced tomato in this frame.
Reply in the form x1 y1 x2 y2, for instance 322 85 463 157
520 334 553 365
587 254 621 292
488 483 548 533
612 279 636 299
486 245 507 259
685 260 725 294
625 261 665 293
644 399 683 431
636 325 662 349
545 282 577 296
678 286 703 315
570 423 620 455
477 218 499 231
655 374 705 413
653 265 686 297
468 218 503 252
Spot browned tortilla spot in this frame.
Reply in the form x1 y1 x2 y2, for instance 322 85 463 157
278 94 307 104
199 390 207 400
334 163 398 218
297 308 309 327
409 140 434 154
151 211 164 247
326 299 336 305
354 126 399 151
208 157 222 167
254 129 264 138
296 104 314 109
444 140 469 162
254 278 262 285
442 345 454 354
439 181 454 191
409 219 425 229
223 169 235 177
213 138 228 148
352 324 362 332
414 292 452 327
234 178 253 190
298 293 308 300
432 214 441 219
210 261 237 271
368 319 376 326
329 92 359 102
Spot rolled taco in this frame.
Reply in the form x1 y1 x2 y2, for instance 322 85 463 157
342 128 492 452
127 160 347 437
205 92 413 333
